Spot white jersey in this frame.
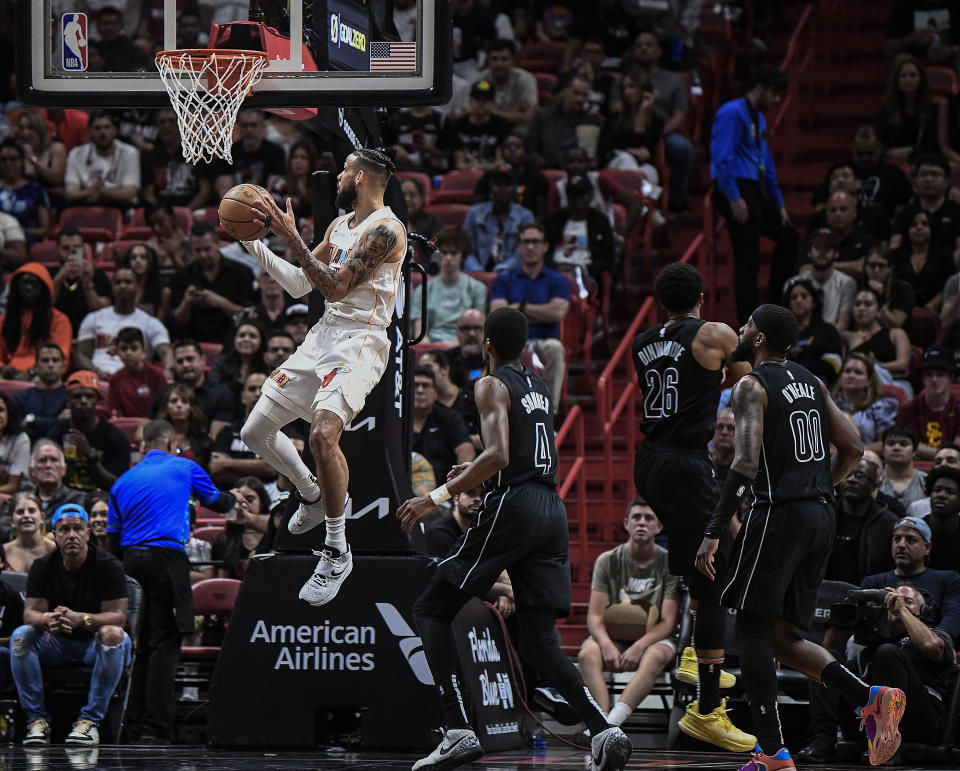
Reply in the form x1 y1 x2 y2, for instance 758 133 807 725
325 206 405 327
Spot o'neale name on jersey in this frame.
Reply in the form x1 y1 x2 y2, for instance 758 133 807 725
636 340 686 366
781 382 817 404
520 392 550 415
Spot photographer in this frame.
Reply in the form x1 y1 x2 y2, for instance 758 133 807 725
841 584 956 749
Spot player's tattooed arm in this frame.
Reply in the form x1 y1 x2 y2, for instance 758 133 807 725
295 223 401 302
729 376 766 478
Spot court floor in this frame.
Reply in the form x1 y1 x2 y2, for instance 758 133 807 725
2 745 957 770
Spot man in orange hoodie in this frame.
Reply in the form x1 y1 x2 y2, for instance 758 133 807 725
0 263 72 379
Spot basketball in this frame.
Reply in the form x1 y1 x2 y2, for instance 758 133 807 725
218 184 272 241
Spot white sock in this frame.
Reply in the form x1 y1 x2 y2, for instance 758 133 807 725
607 701 632 727
325 516 347 553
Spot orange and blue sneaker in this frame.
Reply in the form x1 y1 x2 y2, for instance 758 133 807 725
858 685 906 765
737 745 795 771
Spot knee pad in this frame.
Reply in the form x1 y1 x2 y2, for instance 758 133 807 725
692 600 728 650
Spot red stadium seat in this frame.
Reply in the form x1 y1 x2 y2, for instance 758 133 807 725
29 239 93 269
192 526 223 544
0 380 33 398
110 417 146 448
58 207 123 243
127 205 194 233
180 579 241 662
199 342 223 363
927 66 960 98
424 204 470 229
431 171 483 205
467 271 497 294
101 239 146 268
515 41 566 73
396 171 434 205
881 383 909 406
911 307 942 349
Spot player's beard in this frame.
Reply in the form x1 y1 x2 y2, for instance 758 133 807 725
335 180 358 210
731 334 756 363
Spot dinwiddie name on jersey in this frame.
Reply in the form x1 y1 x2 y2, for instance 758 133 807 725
635 340 686 366
781 381 817 404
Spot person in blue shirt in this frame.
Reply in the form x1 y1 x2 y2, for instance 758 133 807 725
107 419 237 744
463 168 535 273
490 222 570 409
711 64 799 323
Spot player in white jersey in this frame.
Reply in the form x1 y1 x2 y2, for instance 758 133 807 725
238 148 407 606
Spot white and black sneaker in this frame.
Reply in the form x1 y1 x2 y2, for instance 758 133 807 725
288 480 326 535
412 727 483 770
589 726 632 770
298 545 353 606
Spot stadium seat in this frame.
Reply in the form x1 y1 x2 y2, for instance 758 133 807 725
29 239 93 268
0 380 34 398
927 66 960 98
58 206 124 244
598 168 650 200
881 383 909 406
193 525 224 544
911 307 942 349
199 341 223 363
126 205 193 235
515 41 566 73
431 170 483 205
396 170 434 205
180 579 242 662
534 71 558 106
424 204 470 229
467 271 497 293
110 417 146 449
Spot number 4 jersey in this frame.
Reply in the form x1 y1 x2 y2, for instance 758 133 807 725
633 318 721 450
484 365 557 491
748 360 834 505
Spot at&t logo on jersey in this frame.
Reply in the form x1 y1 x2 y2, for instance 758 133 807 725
62 13 88 72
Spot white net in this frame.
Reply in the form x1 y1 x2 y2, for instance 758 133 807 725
155 50 269 165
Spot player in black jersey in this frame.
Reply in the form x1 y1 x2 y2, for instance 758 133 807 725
632 262 756 751
696 305 906 771
397 307 632 771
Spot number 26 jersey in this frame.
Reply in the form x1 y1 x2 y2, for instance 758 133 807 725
749 361 834 506
633 318 721 449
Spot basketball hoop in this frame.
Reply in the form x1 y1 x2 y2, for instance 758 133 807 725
155 49 270 165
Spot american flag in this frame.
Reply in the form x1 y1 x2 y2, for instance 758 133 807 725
369 41 417 71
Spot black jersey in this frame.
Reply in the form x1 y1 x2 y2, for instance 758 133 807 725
484 365 557 492
633 318 721 449
749 360 834 505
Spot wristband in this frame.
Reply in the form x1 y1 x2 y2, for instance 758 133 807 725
429 484 451 505
704 468 755 538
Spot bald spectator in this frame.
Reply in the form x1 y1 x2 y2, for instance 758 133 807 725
527 74 603 169
0 440 84 540
819 190 879 279
446 308 486 390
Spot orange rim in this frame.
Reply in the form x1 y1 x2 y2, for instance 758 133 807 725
155 48 269 72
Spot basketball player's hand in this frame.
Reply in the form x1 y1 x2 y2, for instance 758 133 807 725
447 463 470 482
250 195 297 243
696 537 720 579
397 495 435 533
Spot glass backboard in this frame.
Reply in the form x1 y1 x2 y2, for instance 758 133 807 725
17 0 451 109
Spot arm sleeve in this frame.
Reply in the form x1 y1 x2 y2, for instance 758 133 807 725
241 239 314 298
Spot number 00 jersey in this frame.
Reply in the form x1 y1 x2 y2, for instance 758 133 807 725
633 318 721 449
749 361 834 505
484 366 557 492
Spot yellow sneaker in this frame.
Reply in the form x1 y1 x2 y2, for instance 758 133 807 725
675 647 737 689
678 698 757 752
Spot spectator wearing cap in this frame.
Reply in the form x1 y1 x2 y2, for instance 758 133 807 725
282 303 311 345
411 227 487 342
146 340 237 439
879 425 928 509
815 190 879 279
463 168 535 272
921 465 960 571
0 440 85 539
0 262 72 380
711 65 798 323
439 79 513 172
890 154 960 268
490 222 570 408
45 371 131 492
861 515 960 645
476 40 539 128
9 501 130 747
546 175 615 294
170 222 256 344
108 419 238 744
786 231 857 330
527 73 603 170
74 266 172 380
897 346 960 460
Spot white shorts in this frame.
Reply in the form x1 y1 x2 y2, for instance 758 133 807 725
260 314 391 425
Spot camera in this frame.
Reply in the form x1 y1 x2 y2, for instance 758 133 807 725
830 589 891 646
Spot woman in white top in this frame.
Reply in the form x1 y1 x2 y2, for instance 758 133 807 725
4 492 55 573
0 393 30 495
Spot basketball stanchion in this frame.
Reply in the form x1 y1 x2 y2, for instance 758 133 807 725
155 49 269 165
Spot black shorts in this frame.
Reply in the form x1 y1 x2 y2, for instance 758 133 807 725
720 498 835 629
634 445 730 603
437 483 571 616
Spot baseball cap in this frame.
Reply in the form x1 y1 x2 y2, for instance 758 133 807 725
65 370 103 396
810 227 834 246
470 79 496 101
52 502 89 527
285 303 309 318
894 516 932 543
915 345 957 374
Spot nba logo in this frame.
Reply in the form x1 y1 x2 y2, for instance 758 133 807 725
62 13 88 72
